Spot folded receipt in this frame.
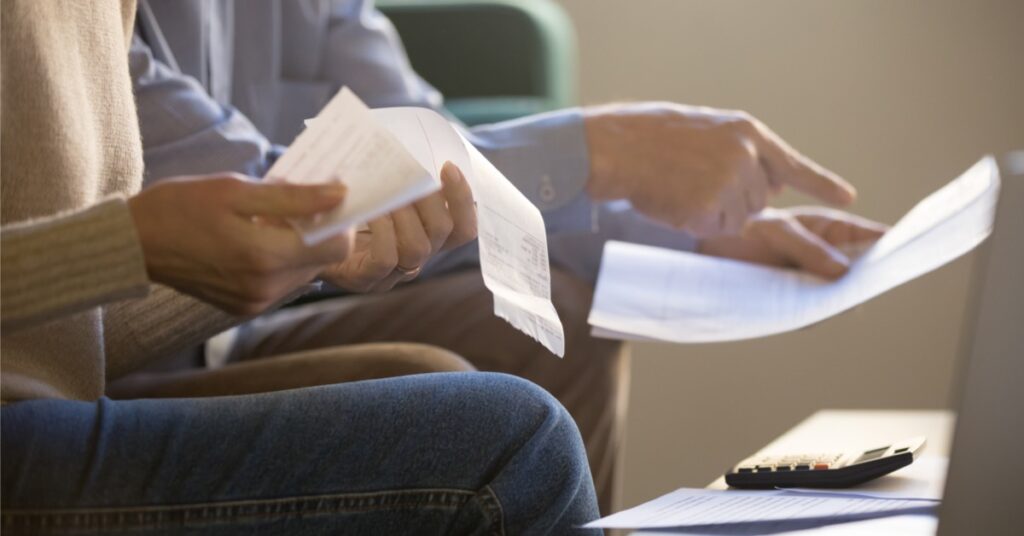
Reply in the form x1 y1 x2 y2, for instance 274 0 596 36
267 88 565 356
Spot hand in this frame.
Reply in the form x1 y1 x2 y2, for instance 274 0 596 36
319 162 477 292
129 173 355 315
697 207 889 279
584 102 856 236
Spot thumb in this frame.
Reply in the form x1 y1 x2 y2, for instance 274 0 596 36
231 181 347 218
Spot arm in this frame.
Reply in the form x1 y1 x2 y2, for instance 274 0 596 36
1 198 150 332
130 35 282 182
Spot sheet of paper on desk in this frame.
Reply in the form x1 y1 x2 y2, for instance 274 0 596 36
265 87 440 245
584 487 938 530
371 107 565 356
787 456 948 501
588 156 1000 343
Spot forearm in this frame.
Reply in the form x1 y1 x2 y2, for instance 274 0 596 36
102 284 242 380
130 35 281 183
1 198 150 331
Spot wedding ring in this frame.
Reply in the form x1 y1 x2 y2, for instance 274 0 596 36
395 264 422 277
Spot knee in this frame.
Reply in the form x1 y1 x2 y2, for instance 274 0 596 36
457 373 592 478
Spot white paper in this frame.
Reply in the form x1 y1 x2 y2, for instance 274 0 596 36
633 514 938 536
274 88 564 355
584 488 938 530
265 88 441 244
372 108 565 356
589 157 1000 343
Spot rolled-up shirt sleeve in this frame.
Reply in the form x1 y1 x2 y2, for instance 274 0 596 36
129 35 284 183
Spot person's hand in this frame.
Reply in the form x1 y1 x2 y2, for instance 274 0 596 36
697 207 889 279
319 162 477 292
584 102 857 236
129 173 355 315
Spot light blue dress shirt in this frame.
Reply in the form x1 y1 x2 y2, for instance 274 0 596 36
132 0 695 281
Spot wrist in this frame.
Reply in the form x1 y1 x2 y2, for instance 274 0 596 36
583 108 628 200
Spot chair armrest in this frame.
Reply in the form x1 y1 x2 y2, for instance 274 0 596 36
378 0 578 125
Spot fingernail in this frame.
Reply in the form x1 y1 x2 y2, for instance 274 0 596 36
442 161 463 182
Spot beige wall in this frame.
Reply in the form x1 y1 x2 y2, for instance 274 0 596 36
553 0 1024 508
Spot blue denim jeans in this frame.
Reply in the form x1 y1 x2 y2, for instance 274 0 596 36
1 372 600 535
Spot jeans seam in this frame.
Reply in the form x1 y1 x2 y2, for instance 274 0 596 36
477 485 505 536
2 488 478 532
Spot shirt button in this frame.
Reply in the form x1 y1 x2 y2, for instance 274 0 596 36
539 175 556 203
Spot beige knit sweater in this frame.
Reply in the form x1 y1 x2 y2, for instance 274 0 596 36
1 0 239 401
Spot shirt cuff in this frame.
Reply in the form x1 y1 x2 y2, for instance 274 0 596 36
468 107 592 230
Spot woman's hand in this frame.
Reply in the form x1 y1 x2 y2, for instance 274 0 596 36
319 162 477 293
129 173 355 315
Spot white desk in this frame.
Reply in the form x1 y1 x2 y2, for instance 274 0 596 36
629 409 955 535
707 409 955 490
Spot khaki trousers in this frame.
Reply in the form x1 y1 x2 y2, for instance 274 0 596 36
109 269 628 515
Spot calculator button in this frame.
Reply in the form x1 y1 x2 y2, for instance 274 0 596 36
756 465 774 472
813 463 830 470
775 465 792 472
794 464 811 471
737 467 754 473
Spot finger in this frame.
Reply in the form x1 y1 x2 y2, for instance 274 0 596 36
750 215 851 279
413 191 454 253
231 181 347 218
391 205 432 271
751 123 856 206
440 162 478 250
792 210 889 246
348 216 400 290
300 228 356 266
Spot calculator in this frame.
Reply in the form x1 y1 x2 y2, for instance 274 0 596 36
724 436 927 489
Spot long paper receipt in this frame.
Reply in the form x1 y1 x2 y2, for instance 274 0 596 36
267 88 564 355
584 487 937 530
589 156 1000 343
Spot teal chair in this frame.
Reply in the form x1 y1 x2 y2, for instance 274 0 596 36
378 0 578 125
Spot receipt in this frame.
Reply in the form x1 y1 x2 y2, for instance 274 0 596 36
273 87 564 356
373 108 565 356
264 88 441 244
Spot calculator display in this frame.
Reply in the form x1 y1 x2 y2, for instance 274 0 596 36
854 446 889 464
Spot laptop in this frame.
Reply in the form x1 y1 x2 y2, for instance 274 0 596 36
937 151 1024 534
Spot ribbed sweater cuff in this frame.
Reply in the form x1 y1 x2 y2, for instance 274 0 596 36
1 197 150 330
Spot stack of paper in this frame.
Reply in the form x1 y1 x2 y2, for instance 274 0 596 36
583 487 938 532
267 88 564 356
588 157 1000 343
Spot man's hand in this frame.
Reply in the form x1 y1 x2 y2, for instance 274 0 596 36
697 207 889 279
584 103 857 236
320 162 477 292
129 173 355 315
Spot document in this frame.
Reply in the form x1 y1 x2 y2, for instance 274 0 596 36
265 87 440 245
372 107 565 356
270 87 565 356
588 157 1000 343
583 488 938 530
